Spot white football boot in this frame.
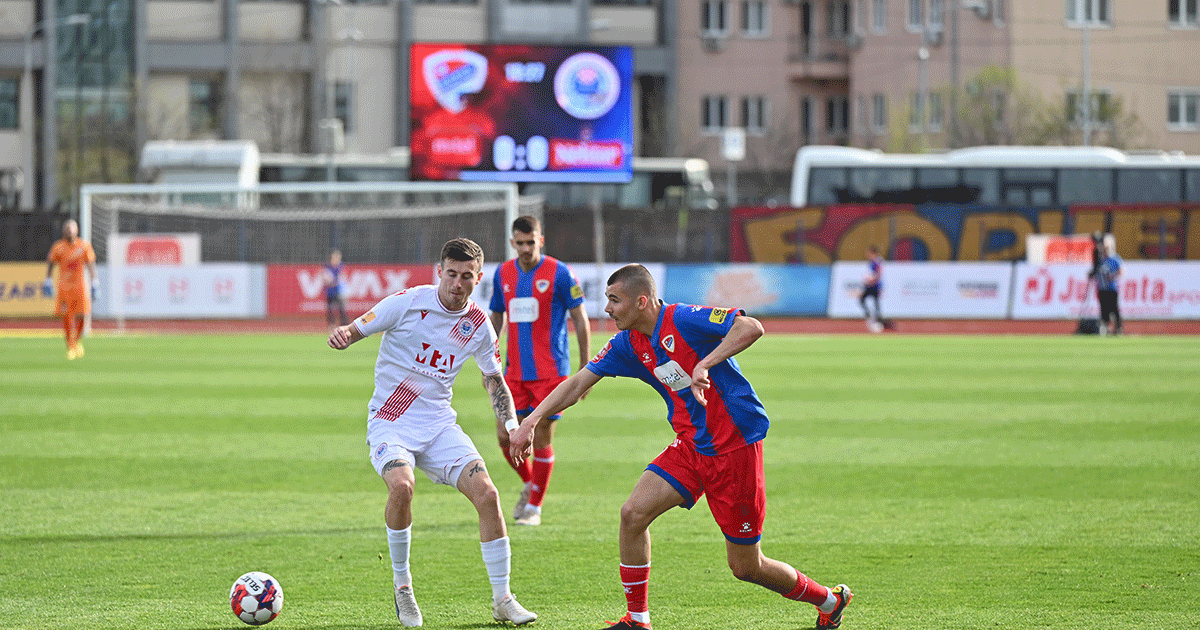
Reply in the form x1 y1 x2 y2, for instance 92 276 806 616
394 585 423 627
492 593 537 625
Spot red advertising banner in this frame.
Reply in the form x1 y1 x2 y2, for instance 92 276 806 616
268 264 438 315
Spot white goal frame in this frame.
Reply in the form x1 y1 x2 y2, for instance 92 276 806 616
80 181 522 331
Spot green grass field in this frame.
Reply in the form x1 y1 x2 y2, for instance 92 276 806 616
2 331 1199 630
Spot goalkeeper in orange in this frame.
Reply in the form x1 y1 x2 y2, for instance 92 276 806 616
44 219 97 360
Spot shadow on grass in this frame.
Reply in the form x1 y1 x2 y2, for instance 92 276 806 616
5 526 377 545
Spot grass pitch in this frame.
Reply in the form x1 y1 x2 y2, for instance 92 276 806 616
2 331 1198 629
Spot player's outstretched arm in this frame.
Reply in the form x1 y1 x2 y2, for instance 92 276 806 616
690 314 765 406
482 372 518 432
510 368 602 463
327 323 365 349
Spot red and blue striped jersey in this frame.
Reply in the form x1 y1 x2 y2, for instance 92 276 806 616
586 303 769 456
490 255 585 380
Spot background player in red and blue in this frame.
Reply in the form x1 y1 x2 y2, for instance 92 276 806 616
489 216 591 526
859 244 884 332
507 264 853 630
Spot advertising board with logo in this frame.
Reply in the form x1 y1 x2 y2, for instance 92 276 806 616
663 264 830 316
107 234 201 265
828 262 1013 319
1012 262 1200 320
0 263 56 316
97 264 262 318
410 43 633 183
267 265 438 315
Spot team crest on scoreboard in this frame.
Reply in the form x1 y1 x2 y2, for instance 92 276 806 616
661 335 675 353
536 279 551 293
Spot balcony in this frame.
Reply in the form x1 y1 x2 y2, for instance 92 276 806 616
787 36 850 80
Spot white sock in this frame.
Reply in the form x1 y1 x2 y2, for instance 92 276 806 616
480 536 512 604
817 591 837 614
630 611 650 625
387 525 412 589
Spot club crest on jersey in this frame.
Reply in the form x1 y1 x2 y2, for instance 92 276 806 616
661 335 675 353
374 443 388 460
536 279 551 293
592 340 612 362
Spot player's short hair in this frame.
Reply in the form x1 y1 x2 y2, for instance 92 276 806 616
441 238 484 267
607 264 656 299
512 215 541 235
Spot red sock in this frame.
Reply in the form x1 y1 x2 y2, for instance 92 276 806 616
619 563 650 615
501 445 532 483
62 316 75 348
783 568 830 606
528 446 555 507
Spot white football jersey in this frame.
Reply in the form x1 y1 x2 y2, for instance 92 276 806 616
352 285 501 439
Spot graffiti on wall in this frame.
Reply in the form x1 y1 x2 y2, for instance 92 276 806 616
730 204 1200 263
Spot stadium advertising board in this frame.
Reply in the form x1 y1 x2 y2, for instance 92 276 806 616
410 43 633 183
828 262 1012 319
0 263 55 316
96 264 262 318
267 265 438 316
470 262 666 320
107 234 201 265
663 264 830 316
730 204 1200 262
1012 262 1200 319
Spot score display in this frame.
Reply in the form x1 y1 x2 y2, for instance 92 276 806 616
410 43 633 183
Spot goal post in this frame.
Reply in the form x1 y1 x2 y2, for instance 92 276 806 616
80 181 535 329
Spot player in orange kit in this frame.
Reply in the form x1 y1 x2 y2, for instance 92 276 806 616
44 219 97 360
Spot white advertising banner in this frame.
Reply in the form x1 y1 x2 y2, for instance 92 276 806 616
1012 262 1200 320
98 264 264 318
470 262 666 320
828 262 1013 319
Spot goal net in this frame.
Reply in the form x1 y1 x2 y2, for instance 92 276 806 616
80 181 539 327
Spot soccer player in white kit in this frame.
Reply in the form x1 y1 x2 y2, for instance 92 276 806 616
328 238 537 627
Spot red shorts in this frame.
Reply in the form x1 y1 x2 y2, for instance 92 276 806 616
506 375 567 419
647 439 766 545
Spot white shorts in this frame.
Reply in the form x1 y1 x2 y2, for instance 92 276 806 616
367 421 483 487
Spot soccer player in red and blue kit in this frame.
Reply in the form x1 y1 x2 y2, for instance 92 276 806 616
508 264 852 630
489 216 591 526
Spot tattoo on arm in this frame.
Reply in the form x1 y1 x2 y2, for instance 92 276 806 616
483 374 515 425
382 460 410 475
467 462 485 477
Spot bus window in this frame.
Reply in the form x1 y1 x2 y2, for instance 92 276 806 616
848 168 915 203
1187 169 1200 202
1118 168 1182 203
961 169 1000 205
916 168 982 204
808 167 846 204
1058 168 1114 204
1003 169 1054 206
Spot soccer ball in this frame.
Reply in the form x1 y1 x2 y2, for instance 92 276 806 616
230 571 284 625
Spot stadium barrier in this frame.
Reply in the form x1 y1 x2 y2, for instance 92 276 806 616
66 261 1200 322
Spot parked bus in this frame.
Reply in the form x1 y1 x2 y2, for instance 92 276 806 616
790 145 1200 207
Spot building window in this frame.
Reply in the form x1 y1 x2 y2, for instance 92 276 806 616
702 95 727 132
827 0 851 37
928 0 944 29
872 93 887 133
0 78 17 129
801 97 814 142
826 95 849 134
1168 90 1200 130
908 0 923 30
741 0 769 36
741 95 767 133
1066 90 1113 125
909 92 923 130
872 0 886 31
929 92 944 131
335 81 353 134
1066 0 1110 25
702 0 729 34
188 79 220 136
857 93 869 133
1169 0 1199 26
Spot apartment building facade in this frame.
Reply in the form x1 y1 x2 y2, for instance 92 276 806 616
0 0 1197 212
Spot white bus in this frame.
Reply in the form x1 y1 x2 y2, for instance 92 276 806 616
790 145 1200 207
260 151 717 214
